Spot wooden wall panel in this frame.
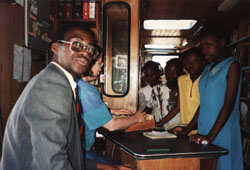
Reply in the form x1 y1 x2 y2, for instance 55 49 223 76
0 2 43 129
0 2 27 128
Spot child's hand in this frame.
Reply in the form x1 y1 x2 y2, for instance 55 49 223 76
173 127 189 135
173 127 183 134
189 134 210 145
110 109 132 115
155 122 163 127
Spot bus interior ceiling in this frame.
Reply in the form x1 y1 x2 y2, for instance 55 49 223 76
139 0 250 56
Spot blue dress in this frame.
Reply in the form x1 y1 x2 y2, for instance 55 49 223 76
198 57 243 170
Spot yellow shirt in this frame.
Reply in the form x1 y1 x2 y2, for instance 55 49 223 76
178 74 201 134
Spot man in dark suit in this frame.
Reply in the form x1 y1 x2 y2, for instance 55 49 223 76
0 23 99 170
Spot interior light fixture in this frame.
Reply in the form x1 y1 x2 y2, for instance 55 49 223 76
144 48 176 55
143 20 197 30
144 44 176 49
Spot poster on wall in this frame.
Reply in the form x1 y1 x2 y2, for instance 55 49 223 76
25 0 51 51
13 44 32 82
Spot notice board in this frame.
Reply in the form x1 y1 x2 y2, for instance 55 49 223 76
25 0 51 51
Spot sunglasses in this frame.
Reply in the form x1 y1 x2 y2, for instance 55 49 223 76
57 40 99 59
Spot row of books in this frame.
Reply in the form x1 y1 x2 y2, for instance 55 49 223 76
57 0 96 20
233 45 250 67
229 23 250 45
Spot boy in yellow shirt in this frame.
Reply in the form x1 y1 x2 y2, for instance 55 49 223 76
156 47 205 134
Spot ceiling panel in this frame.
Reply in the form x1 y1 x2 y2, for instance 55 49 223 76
140 0 250 54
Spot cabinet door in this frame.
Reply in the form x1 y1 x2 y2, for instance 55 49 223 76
102 0 140 112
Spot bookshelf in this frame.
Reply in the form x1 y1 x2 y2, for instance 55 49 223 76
49 0 100 42
228 20 250 67
232 20 250 170
240 66 250 169
227 35 250 48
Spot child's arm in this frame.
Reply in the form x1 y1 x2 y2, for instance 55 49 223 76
138 91 155 114
155 94 180 127
138 93 150 112
190 61 240 144
175 106 199 135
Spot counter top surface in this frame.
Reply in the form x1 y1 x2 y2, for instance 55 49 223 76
98 128 228 160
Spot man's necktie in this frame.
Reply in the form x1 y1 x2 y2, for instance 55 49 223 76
75 87 84 141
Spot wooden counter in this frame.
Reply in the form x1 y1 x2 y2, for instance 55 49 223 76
98 128 228 170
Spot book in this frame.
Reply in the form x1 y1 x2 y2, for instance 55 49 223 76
89 0 95 19
73 1 83 19
64 1 73 19
83 0 89 19
164 123 187 132
143 131 177 139
113 114 154 120
57 1 64 19
231 30 238 43
124 114 155 132
248 23 250 35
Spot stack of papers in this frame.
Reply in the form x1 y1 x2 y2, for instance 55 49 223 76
143 131 177 139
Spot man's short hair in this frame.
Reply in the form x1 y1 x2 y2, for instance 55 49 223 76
52 22 96 44
49 23 96 60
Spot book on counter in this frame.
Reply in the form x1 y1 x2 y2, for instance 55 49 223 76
143 131 177 139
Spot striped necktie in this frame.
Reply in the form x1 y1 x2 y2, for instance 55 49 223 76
75 87 84 139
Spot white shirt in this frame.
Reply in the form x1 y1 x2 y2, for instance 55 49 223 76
51 62 77 98
139 84 180 125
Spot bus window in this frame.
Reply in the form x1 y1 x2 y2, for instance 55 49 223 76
103 2 130 96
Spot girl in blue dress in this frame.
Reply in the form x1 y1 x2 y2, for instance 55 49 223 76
177 23 244 170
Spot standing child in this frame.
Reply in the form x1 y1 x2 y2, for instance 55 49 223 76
138 61 166 122
162 58 185 126
139 60 184 124
138 61 162 117
165 58 185 114
178 23 243 170
156 48 204 133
